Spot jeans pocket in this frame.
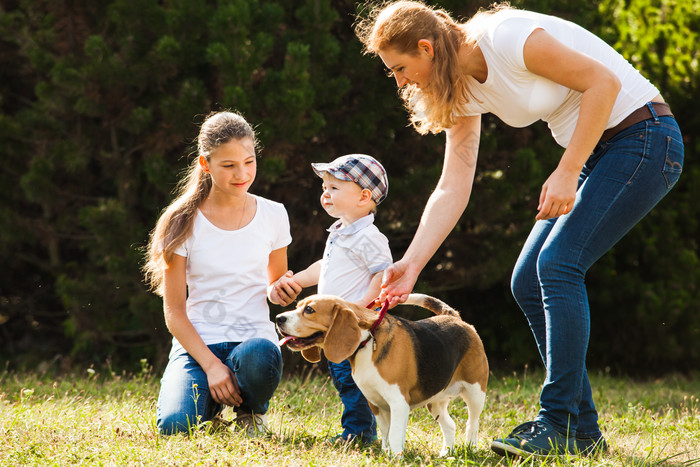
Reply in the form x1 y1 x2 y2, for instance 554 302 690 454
662 135 684 189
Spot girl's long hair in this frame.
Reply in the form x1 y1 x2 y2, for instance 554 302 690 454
143 110 257 295
356 1 510 134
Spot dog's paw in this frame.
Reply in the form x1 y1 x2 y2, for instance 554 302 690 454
383 447 403 458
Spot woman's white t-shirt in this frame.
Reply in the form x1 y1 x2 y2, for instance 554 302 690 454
171 195 291 353
461 9 660 147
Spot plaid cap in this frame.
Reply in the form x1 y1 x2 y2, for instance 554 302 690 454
311 154 389 205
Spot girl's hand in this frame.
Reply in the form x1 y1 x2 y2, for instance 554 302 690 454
205 361 242 407
380 259 421 308
269 271 302 306
536 166 579 220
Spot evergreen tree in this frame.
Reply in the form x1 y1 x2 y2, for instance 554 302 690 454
0 0 697 374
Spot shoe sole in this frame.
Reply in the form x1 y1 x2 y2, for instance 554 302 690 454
491 440 572 458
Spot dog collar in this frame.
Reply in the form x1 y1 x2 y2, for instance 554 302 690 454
357 299 389 351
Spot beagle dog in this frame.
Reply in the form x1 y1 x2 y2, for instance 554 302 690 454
276 294 488 456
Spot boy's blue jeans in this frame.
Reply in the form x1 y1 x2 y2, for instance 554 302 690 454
511 108 683 439
157 338 283 435
328 359 377 439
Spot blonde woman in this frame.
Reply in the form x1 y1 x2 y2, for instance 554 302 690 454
144 111 296 435
356 0 683 457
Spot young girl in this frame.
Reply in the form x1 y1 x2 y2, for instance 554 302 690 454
144 110 294 435
357 0 684 458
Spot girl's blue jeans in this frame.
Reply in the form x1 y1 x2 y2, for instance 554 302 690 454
157 338 283 435
511 106 683 439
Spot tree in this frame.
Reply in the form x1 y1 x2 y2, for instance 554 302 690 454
0 0 697 374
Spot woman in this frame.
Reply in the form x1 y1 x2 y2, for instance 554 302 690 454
355 0 684 457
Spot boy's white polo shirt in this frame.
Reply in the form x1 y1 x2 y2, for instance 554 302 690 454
317 214 392 303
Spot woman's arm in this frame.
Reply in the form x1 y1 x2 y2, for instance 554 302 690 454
163 254 242 407
523 28 621 220
381 115 482 306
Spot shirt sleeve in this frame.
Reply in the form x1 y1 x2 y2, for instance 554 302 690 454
174 239 188 257
361 229 393 275
490 15 543 71
272 203 293 250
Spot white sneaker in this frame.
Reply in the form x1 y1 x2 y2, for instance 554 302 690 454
234 412 268 436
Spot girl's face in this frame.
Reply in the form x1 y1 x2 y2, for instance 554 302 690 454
319 173 368 224
378 40 434 88
200 137 257 197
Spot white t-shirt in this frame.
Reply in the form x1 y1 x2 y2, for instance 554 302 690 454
461 9 660 147
171 195 291 353
317 214 392 303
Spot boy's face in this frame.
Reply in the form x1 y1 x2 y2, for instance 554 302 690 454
320 173 370 223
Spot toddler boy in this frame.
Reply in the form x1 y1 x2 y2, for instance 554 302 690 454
275 154 392 445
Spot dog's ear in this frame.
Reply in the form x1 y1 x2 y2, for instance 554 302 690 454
323 304 362 363
301 346 321 363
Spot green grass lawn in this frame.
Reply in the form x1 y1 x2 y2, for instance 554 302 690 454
1 362 698 466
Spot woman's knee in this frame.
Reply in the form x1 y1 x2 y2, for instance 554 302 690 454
536 244 584 285
510 266 528 303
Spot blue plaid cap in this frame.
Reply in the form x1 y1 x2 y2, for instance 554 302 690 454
311 154 389 204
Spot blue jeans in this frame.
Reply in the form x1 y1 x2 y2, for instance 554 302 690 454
157 338 283 435
328 359 377 439
511 107 683 438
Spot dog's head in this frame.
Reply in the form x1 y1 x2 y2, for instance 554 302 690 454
275 295 364 363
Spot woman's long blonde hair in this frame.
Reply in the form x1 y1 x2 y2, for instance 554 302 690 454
355 1 510 134
143 111 257 295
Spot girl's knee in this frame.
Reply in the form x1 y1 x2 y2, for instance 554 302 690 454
157 412 197 435
235 339 282 383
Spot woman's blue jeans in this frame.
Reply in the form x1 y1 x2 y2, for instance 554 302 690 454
157 338 283 435
511 107 683 438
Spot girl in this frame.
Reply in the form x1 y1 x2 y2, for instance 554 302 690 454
144 110 294 435
356 0 684 457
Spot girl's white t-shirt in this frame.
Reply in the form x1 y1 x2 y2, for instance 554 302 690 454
171 195 291 353
461 9 660 147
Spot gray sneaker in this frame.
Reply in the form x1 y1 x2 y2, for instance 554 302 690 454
234 412 268 436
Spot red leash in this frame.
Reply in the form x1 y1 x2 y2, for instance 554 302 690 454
357 299 389 350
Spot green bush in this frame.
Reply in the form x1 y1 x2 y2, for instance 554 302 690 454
0 0 697 374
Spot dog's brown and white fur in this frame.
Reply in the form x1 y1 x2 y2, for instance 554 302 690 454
276 293 488 455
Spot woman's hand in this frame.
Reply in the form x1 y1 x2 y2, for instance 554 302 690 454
380 259 422 308
205 360 242 407
536 165 579 220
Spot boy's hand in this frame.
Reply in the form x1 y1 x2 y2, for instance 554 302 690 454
269 271 302 306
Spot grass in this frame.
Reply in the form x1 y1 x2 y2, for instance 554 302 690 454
1 362 698 466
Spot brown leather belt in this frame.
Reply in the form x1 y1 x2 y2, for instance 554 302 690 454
599 102 674 144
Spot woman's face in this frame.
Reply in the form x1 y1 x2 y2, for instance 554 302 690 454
378 40 434 88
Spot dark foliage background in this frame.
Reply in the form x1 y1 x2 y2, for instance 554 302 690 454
1 0 697 376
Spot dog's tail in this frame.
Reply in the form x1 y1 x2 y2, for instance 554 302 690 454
401 293 460 318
